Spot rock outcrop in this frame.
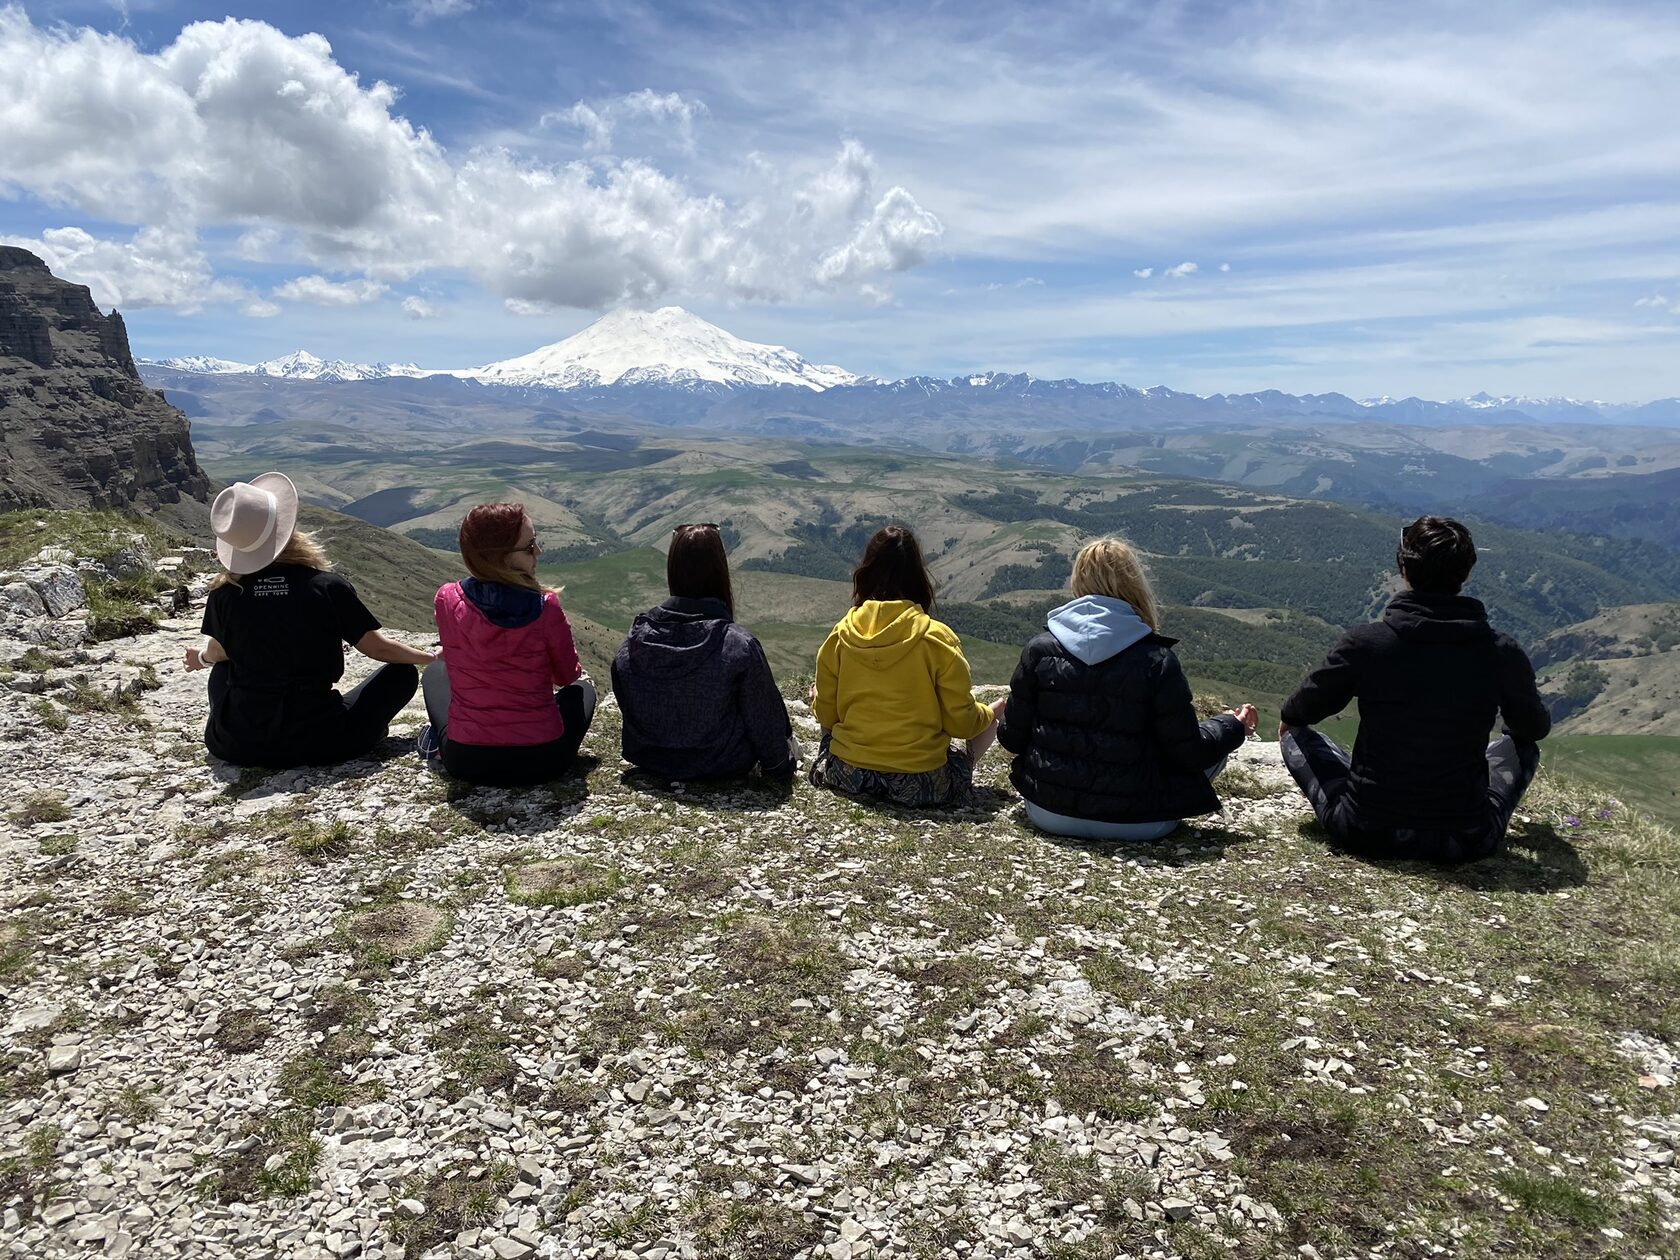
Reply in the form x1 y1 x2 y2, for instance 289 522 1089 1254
0 248 209 513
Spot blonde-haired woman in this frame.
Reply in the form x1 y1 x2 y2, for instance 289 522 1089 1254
996 537 1257 840
184 472 435 767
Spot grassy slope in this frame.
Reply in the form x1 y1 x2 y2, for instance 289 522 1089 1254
1539 735 1680 830
14 652 1676 1258
0 508 190 569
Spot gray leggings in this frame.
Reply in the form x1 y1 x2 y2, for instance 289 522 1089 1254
1281 729 1540 863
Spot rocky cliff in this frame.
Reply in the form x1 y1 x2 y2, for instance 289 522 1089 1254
0 248 208 514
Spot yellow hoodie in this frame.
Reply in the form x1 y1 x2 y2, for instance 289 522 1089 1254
813 599 995 773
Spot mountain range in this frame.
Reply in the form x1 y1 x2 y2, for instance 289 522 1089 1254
148 349 425 383
142 305 1680 424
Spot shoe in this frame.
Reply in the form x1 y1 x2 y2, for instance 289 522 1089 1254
416 723 441 763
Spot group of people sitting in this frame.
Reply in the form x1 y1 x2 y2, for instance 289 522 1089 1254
185 471 1551 864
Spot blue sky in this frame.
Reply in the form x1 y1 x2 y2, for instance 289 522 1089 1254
2 0 1678 399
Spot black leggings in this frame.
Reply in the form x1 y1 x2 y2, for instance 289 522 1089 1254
422 662 597 787
206 661 419 768
1282 728 1541 864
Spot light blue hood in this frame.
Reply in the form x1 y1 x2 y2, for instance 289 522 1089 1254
1047 595 1153 665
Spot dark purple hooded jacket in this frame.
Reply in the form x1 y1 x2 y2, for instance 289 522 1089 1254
611 596 795 781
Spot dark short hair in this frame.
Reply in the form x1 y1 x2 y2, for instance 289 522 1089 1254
1398 516 1477 594
852 525 935 611
668 523 734 618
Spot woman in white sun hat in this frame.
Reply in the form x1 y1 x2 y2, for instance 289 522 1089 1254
183 471 436 768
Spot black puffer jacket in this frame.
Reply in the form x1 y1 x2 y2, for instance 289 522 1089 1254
997 597 1245 823
1280 591 1550 829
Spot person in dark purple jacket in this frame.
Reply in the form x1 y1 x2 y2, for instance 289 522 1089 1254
612 524 797 782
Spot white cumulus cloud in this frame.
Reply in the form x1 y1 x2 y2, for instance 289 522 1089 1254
0 223 239 310
1132 267 1154 278
548 90 708 153
0 10 940 314
274 275 390 306
1166 261 1199 278
401 295 439 319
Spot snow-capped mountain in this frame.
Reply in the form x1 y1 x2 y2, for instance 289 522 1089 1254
463 307 858 392
147 354 254 375
145 350 422 383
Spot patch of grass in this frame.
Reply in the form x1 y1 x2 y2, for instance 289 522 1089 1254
1214 762 1291 800
1494 1170 1611 1229
277 1053 354 1110
11 790 70 825
674 1188 829 1260
657 912 848 1061
83 577 162 641
0 1122 63 1214
22 1124 61 1167
0 508 184 571
288 819 353 861
212 1009 275 1055
388 1159 517 1260
197 1109 320 1202
64 677 144 718
0 920 34 984
427 996 537 1103
1028 1141 1151 1230
31 697 69 733
16 647 55 673
37 834 78 856
112 1083 159 1123
504 857 623 908
98 890 154 919
297 983 380 1086
1050 1036 1154 1124
337 899 454 974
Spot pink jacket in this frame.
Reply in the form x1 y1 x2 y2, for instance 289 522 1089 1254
434 581 582 747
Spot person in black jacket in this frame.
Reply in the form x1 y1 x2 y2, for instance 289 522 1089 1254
1279 516 1551 864
998 537 1257 840
183 473 436 768
612 523 797 782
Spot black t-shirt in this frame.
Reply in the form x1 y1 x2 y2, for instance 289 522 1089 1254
201 565 380 759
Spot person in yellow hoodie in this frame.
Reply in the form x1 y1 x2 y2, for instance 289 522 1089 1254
809 525 1006 807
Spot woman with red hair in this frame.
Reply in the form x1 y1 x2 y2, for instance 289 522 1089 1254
420 503 595 785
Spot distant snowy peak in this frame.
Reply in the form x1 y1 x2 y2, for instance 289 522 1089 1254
251 351 423 382
145 350 422 382
148 354 253 375
466 307 859 392
1458 391 1605 409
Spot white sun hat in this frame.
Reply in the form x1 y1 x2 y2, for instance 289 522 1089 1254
211 472 300 575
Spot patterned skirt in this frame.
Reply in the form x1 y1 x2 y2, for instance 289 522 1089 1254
807 733 975 808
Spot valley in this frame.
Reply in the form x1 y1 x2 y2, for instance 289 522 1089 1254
190 417 1680 800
